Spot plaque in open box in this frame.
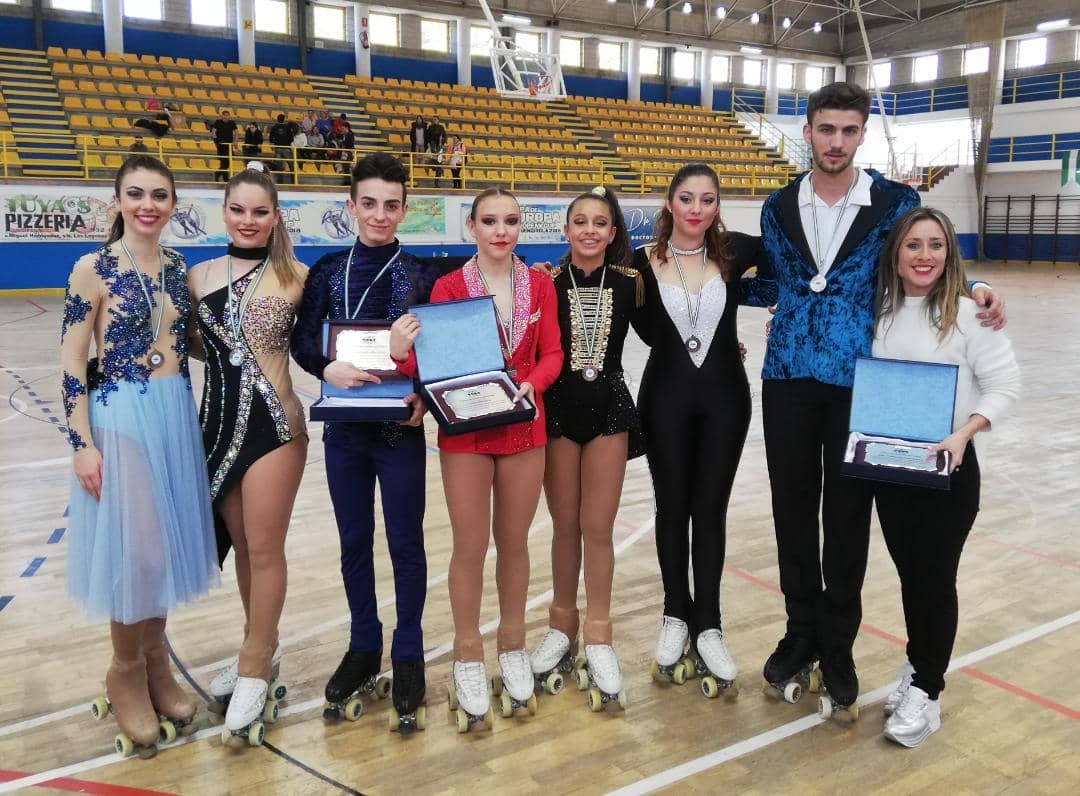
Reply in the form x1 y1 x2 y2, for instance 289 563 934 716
409 296 535 435
841 356 958 490
309 320 413 423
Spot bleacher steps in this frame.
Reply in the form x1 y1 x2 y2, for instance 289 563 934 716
307 75 391 152
546 99 641 192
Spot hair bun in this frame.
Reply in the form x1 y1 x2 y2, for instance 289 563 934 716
591 186 606 197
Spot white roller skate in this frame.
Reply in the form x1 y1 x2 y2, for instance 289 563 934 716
530 629 581 696
693 629 739 699
577 644 628 713
208 644 286 715
448 660 493 733
650 616 692 685
883 661 915 717
220 676 278 748
493 650 538 718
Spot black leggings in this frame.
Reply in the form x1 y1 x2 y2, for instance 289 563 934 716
640 382 750 636
875 445 980 699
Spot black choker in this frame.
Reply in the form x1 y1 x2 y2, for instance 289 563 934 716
227 243 269 260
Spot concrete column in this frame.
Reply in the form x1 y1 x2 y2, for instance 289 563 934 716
835 63 847 82
991 36 1006 105
236 0 255 67
457 18 471 87
765 55 779 114
354 4 371 78
102 0 123 55
699 49 713 109
627 39 641 102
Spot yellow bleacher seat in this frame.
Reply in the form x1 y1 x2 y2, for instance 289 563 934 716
158 55 175 67
70 113 89 128
124 100 143 112
122 53 139 64
104 51 121 63
98 81 117 94
130 68 147 81
92 65 110 77
97 134 117 148
48 46 64 58
104 98 123 111
210 90 228 103
72 63 91 76
227 91 244 103
140 54 157 66
193 59 210 70
53 62 72 74
110 117 130 130
167 156 186 170
66 48 85 59
63 96 83 110
137 84 154 97
175 57 192 68
84 154 105 168
118 83 137 96
105 154 123 168
179 139 199 151
165 70 183 83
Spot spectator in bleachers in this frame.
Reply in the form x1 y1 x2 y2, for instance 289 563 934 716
306 126 325 160
210 109 238 183
300 110 317 137
331 113 349 141
409 115 427 155
242 121 263 158
133 99 172 138
315 110 333 141
448 135 467 189
268 113 294 183
430 141 447 188
426 115 446 154
128 135 148 154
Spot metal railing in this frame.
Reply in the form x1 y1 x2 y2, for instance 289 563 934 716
732 96 810 170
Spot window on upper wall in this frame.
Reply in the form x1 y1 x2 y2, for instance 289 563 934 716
963 46 989 75
123 0 160 18
672 50 696 81
190 0 227 28
0 0 20 5
639 46 660 77
313 5 345 41
369 13 399 47
598 41 623 72
871 60 892 88
560 37 582 68
254 0 288 34
515 31 541 53
711 54 730 83
1016 36 1047 68
420 19 449 53
51 0 92 12
804 65 824 91
742 59 763 86
471 26 493 56
776 62 794 90
913 53 939 82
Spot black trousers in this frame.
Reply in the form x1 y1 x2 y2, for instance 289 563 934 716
214 142 230 178
762 378 874 656
875 445 980 699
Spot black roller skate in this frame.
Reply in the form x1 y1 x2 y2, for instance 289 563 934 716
818 649 859 722
388 659 426 734
323 648 390 722
762 634 820 704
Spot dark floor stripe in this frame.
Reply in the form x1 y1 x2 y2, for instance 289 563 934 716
47 528 65 544
20 557 45 577
0 596 12 612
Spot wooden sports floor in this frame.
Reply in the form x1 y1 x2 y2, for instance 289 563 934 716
0 264 1077 795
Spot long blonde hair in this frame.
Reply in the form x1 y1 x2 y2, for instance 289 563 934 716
875 206 970 341
224 169 300 286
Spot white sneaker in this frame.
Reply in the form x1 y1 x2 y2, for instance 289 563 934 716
695 629 737 681
225 677 269 731
584 645 623 695
655 616 689 667
498 650 534 702
883 661 916 717
884 686 941 748
452 661 490 717
210 644 284 700
530 629 571 675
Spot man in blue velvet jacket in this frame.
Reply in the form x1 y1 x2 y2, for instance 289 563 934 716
755 82 1005 712
290 153 440 730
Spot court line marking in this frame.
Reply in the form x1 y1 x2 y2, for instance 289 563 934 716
606 609 1080 796
0 516 654 794
0 769 175 796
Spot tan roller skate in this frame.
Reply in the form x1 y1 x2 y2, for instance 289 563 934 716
91 656 161 758
144 620 200 743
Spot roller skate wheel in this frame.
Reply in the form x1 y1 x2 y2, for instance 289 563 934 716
447 688 458 711
220 726 232 745
90 697 110 720
262 700 279 723
375 676 392 699
575 668 589 692
456 708 469 733
544 671 564 695
728 680 740 698
415 705 427 731
323 703 341 721
247 721 265 747
484 706 495 727
526 694 537 716
344 698 363 722
490 675 504 697
587 688 603 713
672 662 687 686
808 668 821 693
617 689 629 711
388 707 400 732
574 653 587 671
650 660 662 682
681 658 697 680
137 744 158 760
499 690 513 718
115 733 134 757
701 676 719 699
784 682 802 704
270 680 288 702
847 703 860 721
158 719 177 744
818 696 832 720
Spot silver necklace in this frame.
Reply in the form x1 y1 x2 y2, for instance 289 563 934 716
567 264 607 382
668 243 708 354
225 254 269 367
476 262 516 371
344 241 402 319
807 170 859 293
669 242 706 256
119 239 166 370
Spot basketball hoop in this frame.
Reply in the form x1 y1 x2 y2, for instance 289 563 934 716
528 75 552 97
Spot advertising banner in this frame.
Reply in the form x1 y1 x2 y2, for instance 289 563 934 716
2 191 114 241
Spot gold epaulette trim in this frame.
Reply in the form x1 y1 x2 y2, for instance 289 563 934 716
550 265 564 278
610 265 645 307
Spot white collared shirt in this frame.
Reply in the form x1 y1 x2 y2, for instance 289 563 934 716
797 168 873 273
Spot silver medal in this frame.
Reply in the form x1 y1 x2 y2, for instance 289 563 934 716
686 335 702 353
229 348 245 367
148 349 164 370
810 274 827 293
582 366 599 382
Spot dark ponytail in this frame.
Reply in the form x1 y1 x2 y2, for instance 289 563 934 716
106 155 176 246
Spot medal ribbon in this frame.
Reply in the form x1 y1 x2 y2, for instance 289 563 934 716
226 254 269 353
119 239 165 349
668 243 707 341
344 241 402 319
476 265 516 365
807 170 859 281
567 264 607 374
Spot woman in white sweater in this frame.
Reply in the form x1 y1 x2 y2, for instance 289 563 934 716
871 207 1020 748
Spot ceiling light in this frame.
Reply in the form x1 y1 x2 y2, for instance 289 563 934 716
501 14 531 26
782 17 791 29
740 45 762 55
1036 19 1070 31
645 0 654 7
750 11 760 25
813 21 822 33
607 0 616 4
715 5 726 19
682 2 692 14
